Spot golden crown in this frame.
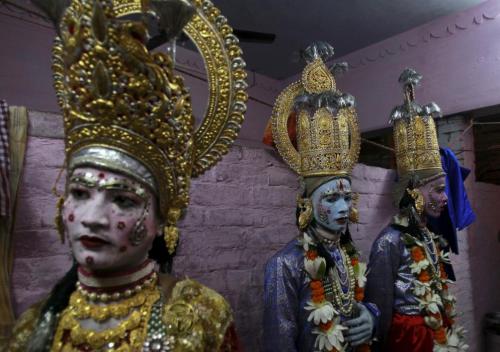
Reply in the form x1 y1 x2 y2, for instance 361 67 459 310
271 43 360 177
390 68 443 178
112 0 147 17
51 0 247 252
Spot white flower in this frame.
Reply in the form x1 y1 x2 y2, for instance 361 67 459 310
418 293 443 314
413 281 430 296
305 301 337 324
354 262 368 288
302 232 315 251
446 327 469 351
305 257 327 279
410 259 430 274
440 251 451 264
314 322 347 352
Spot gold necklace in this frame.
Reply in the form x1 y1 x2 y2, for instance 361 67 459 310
52 285 160 351
70 288 149 322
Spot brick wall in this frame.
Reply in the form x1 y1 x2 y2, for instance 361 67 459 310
10 111 487 351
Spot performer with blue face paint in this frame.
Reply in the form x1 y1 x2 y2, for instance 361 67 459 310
263 42 379 352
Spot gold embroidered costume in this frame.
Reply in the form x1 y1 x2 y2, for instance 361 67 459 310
6 0 246 350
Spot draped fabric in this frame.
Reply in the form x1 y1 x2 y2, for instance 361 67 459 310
0 100 9 217
387 314 434 352
0 106 28 349
428 148 476 255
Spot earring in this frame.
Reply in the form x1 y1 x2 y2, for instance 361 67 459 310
349 193 359 223
297 195 313 231
54 196 65 244
406 188 424 216
164 208 181 255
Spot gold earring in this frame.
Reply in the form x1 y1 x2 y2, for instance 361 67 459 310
54 196 65 244
407 188 424 216
349 193 360 223
297 195 313 231
164 208 181 255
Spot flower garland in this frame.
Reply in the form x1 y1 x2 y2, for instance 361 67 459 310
402 231 469 352
301 233 371 352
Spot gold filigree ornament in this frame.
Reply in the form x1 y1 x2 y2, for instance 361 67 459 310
406 188 425 216
52 0 247 253
52 284 161 351
297 195 313 230
390 68 444 178
271 57 360 178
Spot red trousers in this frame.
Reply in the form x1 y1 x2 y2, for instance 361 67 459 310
387 313 434 352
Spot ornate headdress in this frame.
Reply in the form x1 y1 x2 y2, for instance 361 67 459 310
39 0 247 253
271 42 360 178
390 68 443 181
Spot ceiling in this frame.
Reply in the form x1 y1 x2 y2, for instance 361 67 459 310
212 0 485 79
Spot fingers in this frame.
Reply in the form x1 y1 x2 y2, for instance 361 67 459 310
343 315 366 327
348 331 372 347
346 324 367 336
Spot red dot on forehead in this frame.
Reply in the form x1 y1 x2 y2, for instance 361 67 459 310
68 214 75 222
98 172 105 179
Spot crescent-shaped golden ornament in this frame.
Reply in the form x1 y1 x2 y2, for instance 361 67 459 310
183 0 248 177
270 81 302 174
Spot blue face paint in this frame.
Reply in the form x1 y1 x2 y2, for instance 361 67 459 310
310 178 352 234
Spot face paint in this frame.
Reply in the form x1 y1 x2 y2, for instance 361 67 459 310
419 176 448 219
310 178 352 234
68 213 74 222
85 256 94 265
63 167 160 274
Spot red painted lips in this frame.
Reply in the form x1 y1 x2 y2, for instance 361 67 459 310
79 235 110 249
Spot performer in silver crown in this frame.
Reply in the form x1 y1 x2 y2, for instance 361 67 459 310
263 42 378 352
365 69 469 352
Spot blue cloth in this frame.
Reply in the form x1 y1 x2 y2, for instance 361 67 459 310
428 148 476 255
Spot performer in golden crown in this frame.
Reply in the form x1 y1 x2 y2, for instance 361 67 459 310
263 42 379 352
6 0 247 350
365 69 468 352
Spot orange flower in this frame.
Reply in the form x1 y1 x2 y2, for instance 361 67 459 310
434 327 447 344
355 344 371 352
418 270 431 283
312 293 325 303
411 246 425 262
319 320 333 331
351 257 359 267
355 286 365 302
310 280 322 290
306 250 318 260
312 286 325 297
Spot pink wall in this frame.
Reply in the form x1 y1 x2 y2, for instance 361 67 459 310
9 110 481 351
284 0 500 132
0 7 280 143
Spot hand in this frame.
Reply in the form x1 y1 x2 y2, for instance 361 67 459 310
344 303 374 347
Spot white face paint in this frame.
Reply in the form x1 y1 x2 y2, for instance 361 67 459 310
310 178 352 234
63 167 159 274
418 175 448 219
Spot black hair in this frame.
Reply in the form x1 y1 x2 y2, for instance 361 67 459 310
395 179 424 240
148 235 175 273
